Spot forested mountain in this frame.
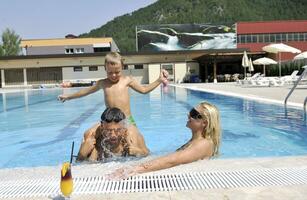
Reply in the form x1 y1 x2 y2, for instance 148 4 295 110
80 0 307 52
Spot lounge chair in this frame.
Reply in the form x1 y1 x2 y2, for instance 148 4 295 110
280 70 299 85
237 72 262 85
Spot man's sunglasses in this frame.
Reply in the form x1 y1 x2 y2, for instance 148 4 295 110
189 108 202 120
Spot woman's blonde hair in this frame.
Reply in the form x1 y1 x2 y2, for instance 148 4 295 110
104 52 124 67
198 101 221 156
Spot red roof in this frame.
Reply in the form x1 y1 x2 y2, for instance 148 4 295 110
237 20 307 34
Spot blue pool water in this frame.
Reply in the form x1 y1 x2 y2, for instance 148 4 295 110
0 86 306 169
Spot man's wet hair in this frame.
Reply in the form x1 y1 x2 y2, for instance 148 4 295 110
101 107 126 123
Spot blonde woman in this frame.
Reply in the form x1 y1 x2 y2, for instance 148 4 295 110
109 101 221 179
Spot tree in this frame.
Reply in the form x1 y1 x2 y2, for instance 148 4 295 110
0 28 21 56
0 45 3 56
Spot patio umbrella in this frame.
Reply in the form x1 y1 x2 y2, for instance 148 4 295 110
293 51 307 60
241 51 249 79
293 51 307 67
262 43 301 77
253 57 277 76
248 58 254 73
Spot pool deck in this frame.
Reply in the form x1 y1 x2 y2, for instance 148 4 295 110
174 82 307 108
1 83 307 199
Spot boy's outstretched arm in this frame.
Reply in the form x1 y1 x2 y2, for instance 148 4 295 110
129 69 168 94
58 80 102 102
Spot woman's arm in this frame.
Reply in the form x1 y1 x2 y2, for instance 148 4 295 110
135 140 211 174
109 140 212 179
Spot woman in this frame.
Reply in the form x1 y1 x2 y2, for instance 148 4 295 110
109 101 221 179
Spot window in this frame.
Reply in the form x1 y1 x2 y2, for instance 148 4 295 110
270 34 276 42
237 35 241 43
73 67 82 72
240 35 246 44
246 35 251 43
288 33 294 41
89 66 98 71
134 64 143 69
65 48 74 54
93 47 111 52
264 34 270 43
258 34 264 43
161 64 174 82
251 35 257 43
299 33 304 41
282 33 287 42
123 65 128 70
276 34 282 42
293 33 299 41
75 48 84 54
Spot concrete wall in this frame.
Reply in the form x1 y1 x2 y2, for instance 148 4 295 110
122 68 149 84
26 45 94 55
62 65 148 84
148 64 161 83
62 66 106 82
174 63 187 83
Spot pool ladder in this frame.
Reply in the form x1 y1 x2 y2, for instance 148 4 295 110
284 65 307 121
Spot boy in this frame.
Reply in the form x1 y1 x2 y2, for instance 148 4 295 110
58 52 168 156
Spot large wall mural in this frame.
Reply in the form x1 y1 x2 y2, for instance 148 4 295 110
136 24 236 51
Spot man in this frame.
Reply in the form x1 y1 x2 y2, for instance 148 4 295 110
58 52 168 156
77 107 144 162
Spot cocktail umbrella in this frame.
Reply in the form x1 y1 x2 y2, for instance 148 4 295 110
262 43 301 77
241 51 249 79
253 57 277 76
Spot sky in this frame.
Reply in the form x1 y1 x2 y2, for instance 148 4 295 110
0 0 157 39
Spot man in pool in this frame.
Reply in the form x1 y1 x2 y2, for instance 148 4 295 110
77 107 141 161
58 52 168 156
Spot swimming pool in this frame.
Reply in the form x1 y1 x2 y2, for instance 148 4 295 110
0 86 306 169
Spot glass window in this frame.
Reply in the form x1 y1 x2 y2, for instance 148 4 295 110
134 64 143 69
258 34 264 43
270 34 276 42
281 33 287 42
304 33 307 41
237 35 241 43
252 35 257 43
89 66 98 71
246 35 252 43
288 33 294 41
276 34 282 42
161 64 173 75
293 33 299 41
75 48 84 54
123 65 128 70
264 34 270 43
299 33 304 41
73 67 82 72
65 48 74 54
240 35 246 44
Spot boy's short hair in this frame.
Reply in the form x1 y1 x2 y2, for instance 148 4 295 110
101 107 126 123
105 52 124 67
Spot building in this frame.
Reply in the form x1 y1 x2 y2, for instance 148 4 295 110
1 20 306 88
237 20 307 60
21 37 119 55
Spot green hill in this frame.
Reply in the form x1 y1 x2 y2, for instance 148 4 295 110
80 0 307 52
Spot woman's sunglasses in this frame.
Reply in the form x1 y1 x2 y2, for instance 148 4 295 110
189 108 202 120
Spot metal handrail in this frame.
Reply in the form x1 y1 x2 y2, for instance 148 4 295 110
284 66 307 106
304 96 307 121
